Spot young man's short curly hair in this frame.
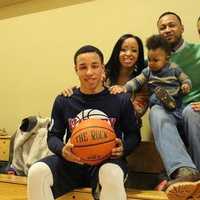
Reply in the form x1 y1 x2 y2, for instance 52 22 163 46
146 34 171 56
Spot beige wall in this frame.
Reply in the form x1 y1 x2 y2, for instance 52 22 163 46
0 0 199 136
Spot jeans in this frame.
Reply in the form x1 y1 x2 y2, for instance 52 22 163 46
149 104 199 177
183 104 200 170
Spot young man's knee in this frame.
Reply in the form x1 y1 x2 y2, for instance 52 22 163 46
28 162 53 184
99 163 124 186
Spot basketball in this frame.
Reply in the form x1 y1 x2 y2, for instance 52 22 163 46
75 109 109 123
70 118 116 165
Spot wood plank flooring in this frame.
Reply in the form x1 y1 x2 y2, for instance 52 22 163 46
0 174 168 200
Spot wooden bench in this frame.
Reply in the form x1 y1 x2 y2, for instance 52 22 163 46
0 113 166 199
0 174 167 200
127 141 164 174
124 111 165 189
57 188 168 200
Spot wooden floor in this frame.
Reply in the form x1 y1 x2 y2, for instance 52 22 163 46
0 174 168 200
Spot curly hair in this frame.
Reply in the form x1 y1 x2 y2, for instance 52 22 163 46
146 34 171 56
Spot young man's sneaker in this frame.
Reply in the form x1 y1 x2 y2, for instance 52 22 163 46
154 87 176 110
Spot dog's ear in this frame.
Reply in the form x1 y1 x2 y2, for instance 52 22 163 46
20 116 37 132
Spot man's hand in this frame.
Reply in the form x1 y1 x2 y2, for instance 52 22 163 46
109 85 127 94
62 139 83 164
191 102 200 112
111 138 124 158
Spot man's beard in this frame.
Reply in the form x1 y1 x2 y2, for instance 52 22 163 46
170 37 183 51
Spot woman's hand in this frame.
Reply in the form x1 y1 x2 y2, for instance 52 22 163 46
109 85 127 94
61 86 77 97
111 138 124 158
191 102 200 112
62 139 83 164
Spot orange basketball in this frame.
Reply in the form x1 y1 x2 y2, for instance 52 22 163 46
71 119 116 165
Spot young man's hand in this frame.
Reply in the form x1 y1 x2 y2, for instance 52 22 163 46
62 139 83 164
111 138 124 158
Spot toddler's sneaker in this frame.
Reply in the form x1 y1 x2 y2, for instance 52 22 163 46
154 87 176 110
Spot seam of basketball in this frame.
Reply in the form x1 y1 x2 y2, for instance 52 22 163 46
72 126 114 137
81 154 111 162
72 138 116 148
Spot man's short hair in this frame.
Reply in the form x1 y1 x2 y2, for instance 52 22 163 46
74 45 104 65
157 11 182 25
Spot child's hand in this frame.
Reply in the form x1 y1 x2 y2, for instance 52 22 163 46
109 85 127 94
181 83 191 94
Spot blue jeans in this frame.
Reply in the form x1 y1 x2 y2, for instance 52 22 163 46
183 104 200 170
149 104 199 177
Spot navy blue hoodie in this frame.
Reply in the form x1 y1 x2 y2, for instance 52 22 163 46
48 88 141 158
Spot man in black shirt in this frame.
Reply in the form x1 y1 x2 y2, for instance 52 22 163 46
27 45 140 200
